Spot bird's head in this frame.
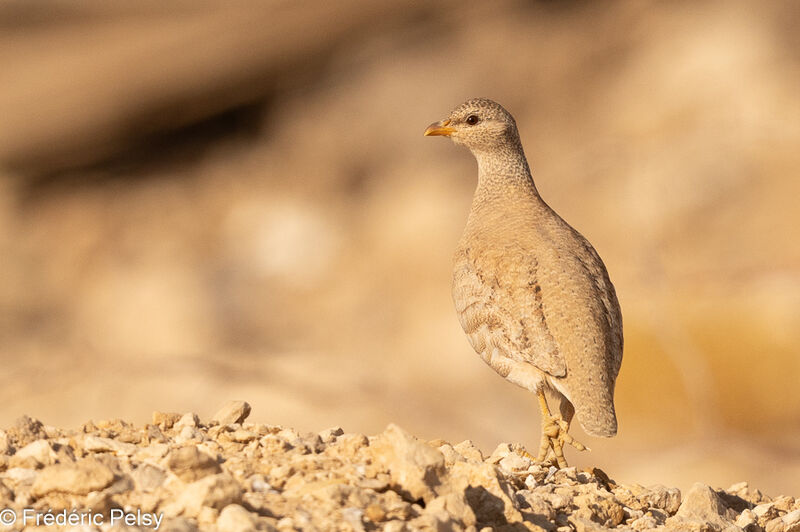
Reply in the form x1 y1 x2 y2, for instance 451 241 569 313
424 98 520 153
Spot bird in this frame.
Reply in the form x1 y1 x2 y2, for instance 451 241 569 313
424 98 623 468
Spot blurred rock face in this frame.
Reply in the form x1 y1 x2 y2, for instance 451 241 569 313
0 0 799 494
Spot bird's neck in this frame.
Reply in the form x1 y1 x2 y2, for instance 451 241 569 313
473 143 540 198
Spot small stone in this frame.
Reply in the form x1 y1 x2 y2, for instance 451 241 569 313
365 503 387 523
448 460 523 523
197 506 220 526
217 504 262 532
729 481 749 493
260 435 292 456
331 433 369 457
572 493 625 527
277 428 300 441
319 426 344 443
9 439 56 468
229 429 258 443
173 473 243 517
425 492 477 526
437 443 462 466
383 521 407 532
570 516 606 532
629 513 659 530
784 509 800 526
645 484 682 514
136 442 170 462
131 463 166 491
276 517 294 530
2 466 38 487
624 507 645 522
160 517 200 532
359 475 390 491
81 435 137 456
152 412 182 429
498 452 531 473
267 464 294 490
552 466 579 484
370 423 445 502
766 516 786 532
487 442 513 464
667 483 736 530
754 502 778 520
342 507 365 532
11 416 47 447
212 401 252 425
453 440 484 462
176 425 202 443
166 446 222 482
782 510 800 532
31 456 114 496
545 492 571 510
0 430 9 454
175 413 200 428
516 489 555 524
247 474 271 492
0 479 13 502
144 424 168 444
736 509 760 532
775 496 796 512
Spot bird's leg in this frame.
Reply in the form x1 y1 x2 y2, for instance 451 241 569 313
535 389 588 468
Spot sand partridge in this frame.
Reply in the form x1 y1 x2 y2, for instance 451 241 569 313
424 98 623 467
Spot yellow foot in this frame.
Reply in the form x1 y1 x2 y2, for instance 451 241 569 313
536 414 589 469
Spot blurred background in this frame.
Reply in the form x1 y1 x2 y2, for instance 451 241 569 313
1 0 798 496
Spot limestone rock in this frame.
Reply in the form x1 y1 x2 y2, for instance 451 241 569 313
212 401 252 426
217 503 276 532
9 416 48 448
81 434 138 456
172 473 243 517
425 492 477 527
319 427 344 443
783 509 800 532
646 484 683 514
0 479 13 503
453 440 484 463
498 452 531 474
167 446 222 482
735 509 760 532
9 439 57 468
31 456 114 496
153 412 182 429
667 483 737 531
370 423 445 502
0 430 9 454
132 463 167 491
448 460 523 525
176 413 201 429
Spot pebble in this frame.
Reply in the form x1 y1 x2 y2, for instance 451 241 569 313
212 401 251 426
31 456 114 496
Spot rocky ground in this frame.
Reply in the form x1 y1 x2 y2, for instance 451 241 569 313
0 402 797 532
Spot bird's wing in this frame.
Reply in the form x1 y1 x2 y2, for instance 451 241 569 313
570 233 624 378
453 246 566 377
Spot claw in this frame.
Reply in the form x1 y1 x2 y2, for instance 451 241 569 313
535 390 589 468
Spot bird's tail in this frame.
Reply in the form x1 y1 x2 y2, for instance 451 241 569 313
576 399 618 438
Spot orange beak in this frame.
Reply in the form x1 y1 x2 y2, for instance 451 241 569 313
423 119 455 137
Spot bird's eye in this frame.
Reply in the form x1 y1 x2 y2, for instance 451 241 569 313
465 115 480 125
